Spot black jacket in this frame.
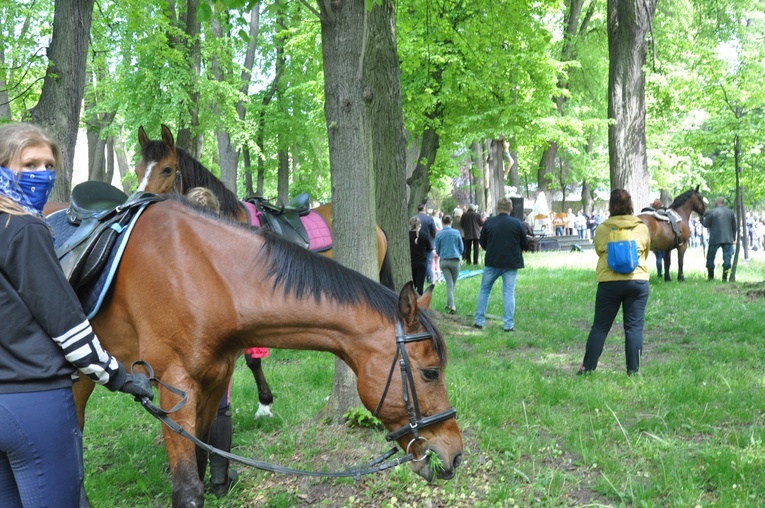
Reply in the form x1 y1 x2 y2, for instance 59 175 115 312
0 213 125 393
479 213 528 269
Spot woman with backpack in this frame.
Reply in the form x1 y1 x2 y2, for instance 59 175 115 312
577 189 651 376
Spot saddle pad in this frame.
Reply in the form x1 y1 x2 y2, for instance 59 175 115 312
240 200 332 253
47 206 148 318
244 347 269 359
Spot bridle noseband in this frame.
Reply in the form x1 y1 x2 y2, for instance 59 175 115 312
372 320 457 460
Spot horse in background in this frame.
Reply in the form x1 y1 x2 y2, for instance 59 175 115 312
67 197 462 507
638 186 706 282
135 124 393 287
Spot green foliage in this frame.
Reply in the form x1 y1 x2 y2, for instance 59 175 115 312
343 406 383 429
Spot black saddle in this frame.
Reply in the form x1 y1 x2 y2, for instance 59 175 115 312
244 193 311 249
56 182 164 292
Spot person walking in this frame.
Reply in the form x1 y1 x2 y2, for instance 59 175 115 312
461 205 483 265
703 196 737 282
0 122 153 507
473 198 528 332
578 189 651 376
435 215 464 314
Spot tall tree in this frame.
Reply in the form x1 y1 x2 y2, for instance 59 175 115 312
318 0 378 419
607 0 657 206
29 0 95 201
367 0 411 291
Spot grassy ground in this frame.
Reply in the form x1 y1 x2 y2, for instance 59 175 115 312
82 246 765 507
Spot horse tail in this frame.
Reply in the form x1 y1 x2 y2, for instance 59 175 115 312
379 228 395 290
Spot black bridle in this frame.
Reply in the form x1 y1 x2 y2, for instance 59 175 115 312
373 320 457 458
130 319 457 478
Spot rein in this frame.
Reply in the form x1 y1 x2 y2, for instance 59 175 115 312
129 320 456 479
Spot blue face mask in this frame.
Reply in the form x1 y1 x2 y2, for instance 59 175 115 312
0 166 57 216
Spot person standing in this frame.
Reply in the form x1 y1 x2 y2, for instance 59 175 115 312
435 215 464 314
416 204 436 282
409 216 432 294
578 189 651 376
461 205 483 265
0 122 153 507
473 198 528 332
703 196 737 281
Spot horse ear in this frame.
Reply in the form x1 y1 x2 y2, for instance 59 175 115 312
160 124 175 149
417 284 434 311
397 282 420 327
138 126 150 148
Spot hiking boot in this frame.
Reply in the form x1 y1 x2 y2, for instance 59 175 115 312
210 469 238 498
707 268 714 281
723 269 729 282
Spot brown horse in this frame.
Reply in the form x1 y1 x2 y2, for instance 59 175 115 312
70 196 461 507
638 186 706 281
134 124 393 286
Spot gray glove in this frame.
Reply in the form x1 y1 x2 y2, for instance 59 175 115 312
120 373 154 401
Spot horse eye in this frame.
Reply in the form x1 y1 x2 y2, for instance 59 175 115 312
421 368 440 381
161 166 174 176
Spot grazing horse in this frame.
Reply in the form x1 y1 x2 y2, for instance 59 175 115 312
71 196 461 507
638 186 706 281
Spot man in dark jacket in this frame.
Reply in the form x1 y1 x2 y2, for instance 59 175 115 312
461 205 483 265
703 196 737 281
473 198 528 332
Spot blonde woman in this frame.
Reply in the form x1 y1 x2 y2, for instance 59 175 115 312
0 122 152 506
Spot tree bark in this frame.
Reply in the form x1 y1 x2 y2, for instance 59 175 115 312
486 138 506 214
319 0 377 420
29 0 95 201
175 0 203 157
607 0 656 207
367 0 410 291
0 40 11 120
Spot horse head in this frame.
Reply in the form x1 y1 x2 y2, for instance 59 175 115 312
357 282 463 482
135 124 180 194
691 185 707 218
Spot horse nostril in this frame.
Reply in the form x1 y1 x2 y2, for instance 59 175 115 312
452 453 463 469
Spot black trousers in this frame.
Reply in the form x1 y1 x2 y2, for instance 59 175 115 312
582 280 649 374
464 239 480 265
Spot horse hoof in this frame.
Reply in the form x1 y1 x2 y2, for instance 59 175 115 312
255 403 273 418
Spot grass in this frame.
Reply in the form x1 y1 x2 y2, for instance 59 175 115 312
81 246 765 507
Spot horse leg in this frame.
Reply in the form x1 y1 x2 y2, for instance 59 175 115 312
163 409 206 507
245 354 274 417
663 250 672 281
677 245 687 282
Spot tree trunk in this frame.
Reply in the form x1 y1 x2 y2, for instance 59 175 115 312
277 148 289 202
0 40 11 120
319 0 377 420
367 0 410 291
175 0 203 157
113 133 132 194
581 179 593 214
406 119 440 218
607 0 656 207
486 139 506 214
29 0 95 201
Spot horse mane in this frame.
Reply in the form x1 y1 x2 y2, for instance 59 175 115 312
258 231 447 364
175 147 243 219
669 189 697 209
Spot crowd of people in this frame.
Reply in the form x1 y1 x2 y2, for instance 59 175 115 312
411 189 755 377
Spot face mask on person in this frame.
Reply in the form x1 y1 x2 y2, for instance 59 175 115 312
0 166 57 216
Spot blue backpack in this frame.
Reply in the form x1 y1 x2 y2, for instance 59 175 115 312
607 227 639 274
